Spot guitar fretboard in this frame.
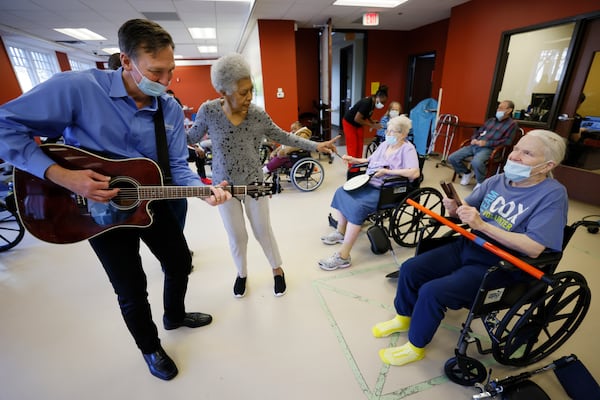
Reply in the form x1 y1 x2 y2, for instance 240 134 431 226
136 185 251 200
135 186 267 200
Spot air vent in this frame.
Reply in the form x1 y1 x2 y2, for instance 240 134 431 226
55 40 85 45
141 12 181 21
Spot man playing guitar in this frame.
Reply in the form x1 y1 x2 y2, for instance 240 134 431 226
0 19 230 381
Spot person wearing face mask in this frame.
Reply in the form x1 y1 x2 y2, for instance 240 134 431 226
0 19 232 381
376 101 403 141
319 115 419 270
373 129 567 368
448 100 518 190
188 53 340 298
342 85 389 160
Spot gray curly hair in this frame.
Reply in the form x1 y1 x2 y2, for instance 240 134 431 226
211 53 251 95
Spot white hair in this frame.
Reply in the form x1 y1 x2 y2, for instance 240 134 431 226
387 114 412 135
526 129 567 164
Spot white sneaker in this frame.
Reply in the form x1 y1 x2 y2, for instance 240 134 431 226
318 252 351 271
321 230 344 245
460 172 474 186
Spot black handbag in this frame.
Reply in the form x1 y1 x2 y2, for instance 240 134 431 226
367 224 391 254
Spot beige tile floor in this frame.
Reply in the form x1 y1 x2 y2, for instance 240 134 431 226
0 145 598 400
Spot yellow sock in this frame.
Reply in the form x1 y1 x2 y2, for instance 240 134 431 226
372 315 410 338
379 342 425 366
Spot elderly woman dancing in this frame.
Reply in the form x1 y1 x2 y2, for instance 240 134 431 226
188 53 339 298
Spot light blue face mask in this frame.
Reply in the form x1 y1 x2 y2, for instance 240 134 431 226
132 60 167 97
389 110 400 118
385 134 397 145
504 159 550 182
495 110 505 120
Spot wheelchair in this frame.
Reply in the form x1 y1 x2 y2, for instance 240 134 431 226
0 172 26 252
365 135 384 158
333 155 445 248
267 150 325 192
409 219 596 387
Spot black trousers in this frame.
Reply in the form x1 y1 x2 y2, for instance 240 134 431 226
89 200 192 354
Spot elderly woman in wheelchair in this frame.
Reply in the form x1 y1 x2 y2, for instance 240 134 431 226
319 115 420 271
372 129 569 368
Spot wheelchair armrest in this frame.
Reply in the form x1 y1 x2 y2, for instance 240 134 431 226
498 251 563 273
381 176 409 187
349 162 369 169
347 163 369 180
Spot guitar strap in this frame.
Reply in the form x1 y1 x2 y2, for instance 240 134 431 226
153 98 173 184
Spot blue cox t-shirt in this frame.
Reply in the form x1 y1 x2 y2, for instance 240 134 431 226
465 174 568 253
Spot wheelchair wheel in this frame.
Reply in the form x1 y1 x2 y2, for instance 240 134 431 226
444 355 487 386
388 187 444 247
491 271 590 367
290 158 324 192
259 144 273 164
365 138 380 157
0 200 25 252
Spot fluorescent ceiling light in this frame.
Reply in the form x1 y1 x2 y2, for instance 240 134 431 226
54 28 107 41
102 47 120 55
333 0 407 7
198 45 218 53
188 27 216 39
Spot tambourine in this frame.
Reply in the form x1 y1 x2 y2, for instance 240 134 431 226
343 174 371 191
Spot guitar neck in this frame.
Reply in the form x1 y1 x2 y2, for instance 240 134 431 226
136 185 249 200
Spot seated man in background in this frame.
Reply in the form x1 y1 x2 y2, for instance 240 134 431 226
448 100 518 190
262 121 312 174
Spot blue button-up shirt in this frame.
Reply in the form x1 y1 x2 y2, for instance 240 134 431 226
0 68 200 186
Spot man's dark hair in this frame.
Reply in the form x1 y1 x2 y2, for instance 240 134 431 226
118 19 175 60
108 52 121 70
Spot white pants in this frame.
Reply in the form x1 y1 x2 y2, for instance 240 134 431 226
218 196 282 277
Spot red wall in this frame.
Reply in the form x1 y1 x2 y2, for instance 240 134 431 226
441 0 600 126
295 28 320 117
364 30 409 123
258 20 300 128
168 65 218 112
405 19 449 102
363 21 449 138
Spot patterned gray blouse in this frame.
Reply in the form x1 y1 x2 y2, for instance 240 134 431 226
188 99 318 185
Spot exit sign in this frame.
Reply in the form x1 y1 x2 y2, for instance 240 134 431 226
363 12 379 26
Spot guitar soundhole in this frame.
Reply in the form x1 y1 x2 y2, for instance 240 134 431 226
109 177 140 210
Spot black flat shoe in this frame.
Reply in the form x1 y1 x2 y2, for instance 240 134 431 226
234 276 247 298
163 312 213 330
274 273 286 297
143 347 178 381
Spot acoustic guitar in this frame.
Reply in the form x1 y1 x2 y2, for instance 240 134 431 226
13 144 273 244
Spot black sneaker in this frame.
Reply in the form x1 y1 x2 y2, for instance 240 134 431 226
274 273 286 297
234 276 247 298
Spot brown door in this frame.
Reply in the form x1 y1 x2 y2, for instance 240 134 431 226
554 17 600 206
406 53 436 112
